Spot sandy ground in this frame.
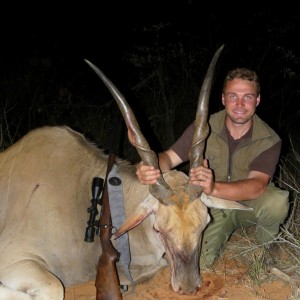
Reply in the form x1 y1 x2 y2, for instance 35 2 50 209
65 251 295 300
65 226 300 300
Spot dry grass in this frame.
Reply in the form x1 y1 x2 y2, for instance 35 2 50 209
223 137 300 299
277 136 300 270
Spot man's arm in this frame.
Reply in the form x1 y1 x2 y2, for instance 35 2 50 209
190 165 270 201
137 145 272 202
140 154 271 202
190 142 280 201
214 171 270 200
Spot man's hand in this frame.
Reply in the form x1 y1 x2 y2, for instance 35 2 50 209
136 162 160 185
189 159 215 195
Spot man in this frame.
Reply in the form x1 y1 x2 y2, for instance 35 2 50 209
135 67 289 268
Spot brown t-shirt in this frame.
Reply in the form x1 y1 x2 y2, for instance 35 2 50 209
170 123 281 177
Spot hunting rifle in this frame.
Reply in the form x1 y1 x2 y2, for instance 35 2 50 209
95 150 122 300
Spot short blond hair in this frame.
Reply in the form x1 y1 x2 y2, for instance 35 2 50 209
223 68 260 95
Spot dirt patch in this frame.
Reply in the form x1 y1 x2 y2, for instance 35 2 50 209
65 231 298 299
65 256 294 300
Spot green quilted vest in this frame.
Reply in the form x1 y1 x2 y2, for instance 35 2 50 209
205 110 281 182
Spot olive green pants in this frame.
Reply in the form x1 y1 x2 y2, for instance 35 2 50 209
200 184 290 268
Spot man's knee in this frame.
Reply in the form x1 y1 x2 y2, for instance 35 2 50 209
254 186 290 242
200 209 236 266
257 186 290 222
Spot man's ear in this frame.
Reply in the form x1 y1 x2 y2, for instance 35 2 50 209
256 94 261 107
221 93 225 106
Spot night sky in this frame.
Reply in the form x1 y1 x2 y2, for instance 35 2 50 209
3 3 299 69
1 2 300 156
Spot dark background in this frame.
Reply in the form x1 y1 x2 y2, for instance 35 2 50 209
1 2 299 163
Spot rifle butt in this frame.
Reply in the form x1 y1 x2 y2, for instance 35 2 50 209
95 251 122 300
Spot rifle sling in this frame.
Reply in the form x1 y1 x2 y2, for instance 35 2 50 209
108 163 135 289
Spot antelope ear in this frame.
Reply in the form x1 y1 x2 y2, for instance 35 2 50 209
112 196 160 239
200 193 254 211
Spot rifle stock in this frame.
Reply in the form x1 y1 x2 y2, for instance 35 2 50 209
96 152 122 300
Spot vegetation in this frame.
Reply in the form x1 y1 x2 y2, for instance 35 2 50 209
1 9 300 295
